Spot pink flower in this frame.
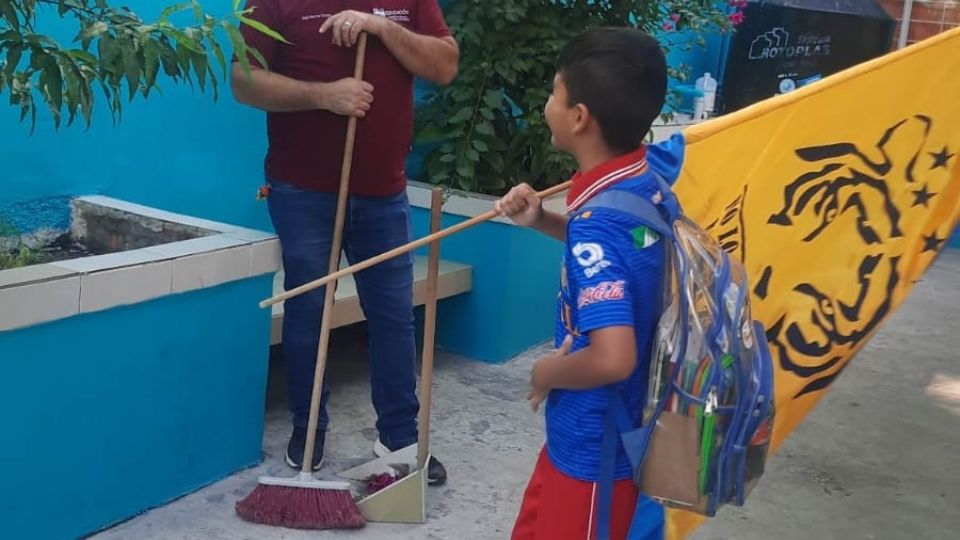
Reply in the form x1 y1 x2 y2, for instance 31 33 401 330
662 22 674 31
670 13 680 22
729 11 745 25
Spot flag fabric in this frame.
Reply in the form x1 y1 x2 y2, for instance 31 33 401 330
665 27 960 539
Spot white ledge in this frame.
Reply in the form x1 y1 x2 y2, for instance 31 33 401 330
0 196 280 333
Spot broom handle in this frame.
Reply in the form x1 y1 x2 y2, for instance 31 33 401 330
301 33 368 474
417 189 442 470
261 180 572 308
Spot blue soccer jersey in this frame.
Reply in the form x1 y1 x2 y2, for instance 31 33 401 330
544 138 682 482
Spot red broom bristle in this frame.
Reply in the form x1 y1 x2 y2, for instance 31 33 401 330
236 484 365 529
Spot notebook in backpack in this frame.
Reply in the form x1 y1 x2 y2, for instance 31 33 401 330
585 177 776 520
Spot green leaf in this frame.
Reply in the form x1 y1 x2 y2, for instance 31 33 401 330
456 163 474 179
238 16 291 44
81 21 109 41
120 43 140 99
175 43 193 82
143 40 160 93
209 39 226 77
40 64 63 125
466 148 480 162
223 21 252 74
4 44 22 77
98 34 120 72
471 139 489 152
160 41 180 77
475 121 495 136
483 89 502 108
190 51 207 91
247 47 268 73
163 27 204 54
414 123 447 144
0 0 19 32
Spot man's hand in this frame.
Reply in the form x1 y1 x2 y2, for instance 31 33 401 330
320 78 375 117
496 183 544 227
320 10 386 47
529 335 573 411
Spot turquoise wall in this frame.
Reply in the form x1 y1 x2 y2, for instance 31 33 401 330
410 208 564 362
1 2 271 234
0 276 273 540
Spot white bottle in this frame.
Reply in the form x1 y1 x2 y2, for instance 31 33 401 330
693 97 706 121
695 72 717 114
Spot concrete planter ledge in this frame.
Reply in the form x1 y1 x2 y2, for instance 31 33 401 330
0 195 280 332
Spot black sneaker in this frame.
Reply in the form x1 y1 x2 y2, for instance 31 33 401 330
285 427 325 471
374 438 447 486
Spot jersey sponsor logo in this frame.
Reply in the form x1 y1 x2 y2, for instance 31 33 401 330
577 280 625 308
573 242 610 277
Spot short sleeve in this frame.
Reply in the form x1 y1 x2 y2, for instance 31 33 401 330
567 215 635 334
416 0 452 38
234 0 282 68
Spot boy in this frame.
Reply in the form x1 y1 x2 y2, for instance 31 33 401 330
495 28 683 539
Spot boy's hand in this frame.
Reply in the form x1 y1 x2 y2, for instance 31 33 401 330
529 335 573 411
496 183 543 227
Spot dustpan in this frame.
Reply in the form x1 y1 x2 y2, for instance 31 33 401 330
338 189 444 524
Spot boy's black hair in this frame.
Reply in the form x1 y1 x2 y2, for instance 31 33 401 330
557 28 667 154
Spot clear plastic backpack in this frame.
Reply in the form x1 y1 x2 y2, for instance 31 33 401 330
585 177 775 524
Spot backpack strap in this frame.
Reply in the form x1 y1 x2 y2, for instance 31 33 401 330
588 180 678 540
580 189 675 240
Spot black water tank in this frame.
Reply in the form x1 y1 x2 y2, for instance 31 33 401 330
719 0 896 113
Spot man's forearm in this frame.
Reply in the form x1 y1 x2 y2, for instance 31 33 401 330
378 20 458 84
532 211 568 242
231 64 320 112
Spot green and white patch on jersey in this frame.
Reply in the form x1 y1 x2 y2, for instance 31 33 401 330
631 226 660 249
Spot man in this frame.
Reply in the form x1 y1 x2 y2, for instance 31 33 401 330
232 0 458 485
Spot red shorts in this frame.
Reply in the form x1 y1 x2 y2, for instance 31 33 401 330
511 447 643 540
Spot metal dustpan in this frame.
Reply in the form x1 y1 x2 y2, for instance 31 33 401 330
339 443 430 523
338 189 444 524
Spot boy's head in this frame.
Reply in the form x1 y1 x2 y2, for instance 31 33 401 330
546 28 667 156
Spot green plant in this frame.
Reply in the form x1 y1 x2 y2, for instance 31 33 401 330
0 0 284 130
414 0 740 195
0 217 40 269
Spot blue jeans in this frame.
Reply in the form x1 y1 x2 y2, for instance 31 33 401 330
267 179 418 449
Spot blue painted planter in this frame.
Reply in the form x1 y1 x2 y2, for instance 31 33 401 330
0 276 273 540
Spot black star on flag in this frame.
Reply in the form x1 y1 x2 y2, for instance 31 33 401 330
911 183 937 208
929 146 955 170
922 232 947 253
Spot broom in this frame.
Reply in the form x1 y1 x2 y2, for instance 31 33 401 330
259 180 573 309
235 33 369 530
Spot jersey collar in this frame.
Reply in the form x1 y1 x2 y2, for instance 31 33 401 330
566 146 648 212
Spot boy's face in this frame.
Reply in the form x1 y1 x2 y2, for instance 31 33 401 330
544 71 578 153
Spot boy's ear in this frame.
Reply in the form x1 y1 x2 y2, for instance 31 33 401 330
571 103 591 135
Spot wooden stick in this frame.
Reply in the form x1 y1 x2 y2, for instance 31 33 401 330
261 180 572 308
417 189 442 470
301 33 368 473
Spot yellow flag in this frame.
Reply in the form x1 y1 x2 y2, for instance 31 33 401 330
667 28 960 538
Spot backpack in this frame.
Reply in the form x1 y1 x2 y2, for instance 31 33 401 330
581 176 776 539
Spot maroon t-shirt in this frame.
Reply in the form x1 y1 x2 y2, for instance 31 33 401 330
239 1 451 196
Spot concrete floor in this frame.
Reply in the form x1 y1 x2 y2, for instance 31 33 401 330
93 251 960 540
